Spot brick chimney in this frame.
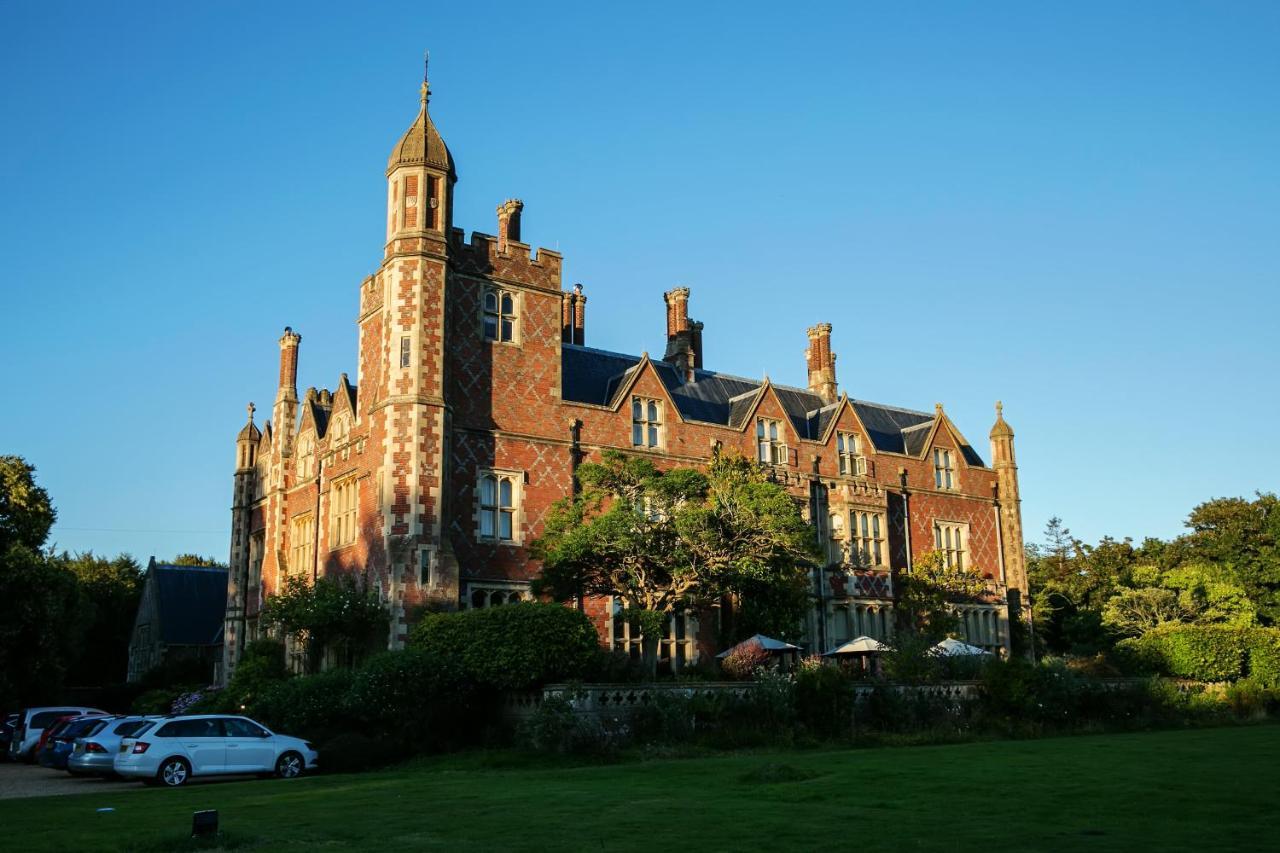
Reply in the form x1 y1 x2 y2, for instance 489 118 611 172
663 287 701 381
274 326 301 455
805 323 837 403
572 283 585 345
496 199 523 252
561 284 587 345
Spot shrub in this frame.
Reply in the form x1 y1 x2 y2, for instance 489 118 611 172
1128 625 1247 682
250 668 358 743
794 659 855 739
719 641 770 681
318 732 402 773
409 603 600 692
1246 629 1280 687
345 647 477 750
517 694 624 757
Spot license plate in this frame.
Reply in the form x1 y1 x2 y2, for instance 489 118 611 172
118 744 129 753
73 744 82 753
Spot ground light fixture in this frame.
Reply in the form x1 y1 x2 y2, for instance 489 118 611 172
192 810 218 839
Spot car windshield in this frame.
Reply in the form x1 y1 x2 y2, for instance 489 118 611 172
112 720 148 737
60 720 99 738
30 711 81 728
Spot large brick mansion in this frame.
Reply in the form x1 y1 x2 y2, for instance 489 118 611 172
222 71 1028 681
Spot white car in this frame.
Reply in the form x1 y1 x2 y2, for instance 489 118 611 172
7 706 106 762
114 715 318 787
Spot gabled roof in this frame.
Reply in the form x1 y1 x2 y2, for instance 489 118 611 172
561 343 986 463
147 562 228 647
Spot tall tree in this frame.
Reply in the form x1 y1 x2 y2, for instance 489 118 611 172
60 552 144 685
0 455 56 551
532 450 817 671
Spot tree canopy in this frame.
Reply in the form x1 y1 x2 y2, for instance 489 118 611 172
0 455 56 551
1029 493 1279 657
532 450 818 654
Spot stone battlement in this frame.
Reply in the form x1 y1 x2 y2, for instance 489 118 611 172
450 228 562 291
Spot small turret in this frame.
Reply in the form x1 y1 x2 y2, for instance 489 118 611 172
235 402 260 471
385 59 455 245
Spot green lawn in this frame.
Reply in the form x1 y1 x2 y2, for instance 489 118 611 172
1 726 1277 852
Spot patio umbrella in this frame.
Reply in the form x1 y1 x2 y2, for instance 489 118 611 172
931 637 992 657
822 636 888 657
715 633 800 658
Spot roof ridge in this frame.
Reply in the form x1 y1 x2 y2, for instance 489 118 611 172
851 398 934 418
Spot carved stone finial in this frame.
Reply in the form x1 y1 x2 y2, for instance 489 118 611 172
247 402 256 423
996 400 1004 417
935 402 944 415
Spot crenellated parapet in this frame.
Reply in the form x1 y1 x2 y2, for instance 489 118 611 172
449 228 562 291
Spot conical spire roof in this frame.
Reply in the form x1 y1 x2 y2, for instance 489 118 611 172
237 402 261 442
387 72 454 178
989 401 1014 439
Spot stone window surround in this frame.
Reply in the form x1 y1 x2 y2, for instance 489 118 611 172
933 519 968 570
475 468 524 545
631 396 663 450
481 286 520 345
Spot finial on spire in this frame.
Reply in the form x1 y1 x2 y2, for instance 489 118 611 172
996 400 1004 418
420 50 431 106
935 402 944 415
247 402 256 423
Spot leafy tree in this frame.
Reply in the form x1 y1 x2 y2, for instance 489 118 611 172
893 549 989 643
260 573 389 673
169 553 227 568
59 552 144 685
0 456 56 551
0 544 87 707
1102 587 1189 637
1173 494 1280 624
532 450 817 672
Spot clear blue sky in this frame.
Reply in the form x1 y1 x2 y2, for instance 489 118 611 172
1 1 1277 562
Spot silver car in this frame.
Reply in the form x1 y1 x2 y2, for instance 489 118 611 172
68 716 160 776
7 706 106 763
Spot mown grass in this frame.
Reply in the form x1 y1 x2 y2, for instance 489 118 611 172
0 725 1276 852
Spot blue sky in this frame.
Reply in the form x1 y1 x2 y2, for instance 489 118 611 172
1 1 1276 562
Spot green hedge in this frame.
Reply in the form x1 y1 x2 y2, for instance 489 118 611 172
408 602 600 691
1115 625 1280 683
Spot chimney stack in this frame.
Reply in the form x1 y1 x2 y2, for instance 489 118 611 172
663 287 702 381
274 326 302 456
277 327 301 402
496 198 523 252
805 323 837 403
561 284 587 345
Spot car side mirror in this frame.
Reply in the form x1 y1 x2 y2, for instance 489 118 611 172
258 730 270 738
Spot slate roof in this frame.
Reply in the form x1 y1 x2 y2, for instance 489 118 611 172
561 344 986 465
151 564 228 646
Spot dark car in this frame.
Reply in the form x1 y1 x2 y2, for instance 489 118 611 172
0 713 17 760
36 717 110 770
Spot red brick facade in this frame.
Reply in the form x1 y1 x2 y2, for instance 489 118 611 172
221 75 1028 682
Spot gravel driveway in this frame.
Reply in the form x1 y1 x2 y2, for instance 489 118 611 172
0 762 142 800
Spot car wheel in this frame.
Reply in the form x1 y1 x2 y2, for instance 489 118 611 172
275 752 304 779
158 757 191 788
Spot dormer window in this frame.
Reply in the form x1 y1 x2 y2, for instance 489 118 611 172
933 448 955 490
483 288 517 343
632 397 662 449
756 418 787 465
837 432 862 476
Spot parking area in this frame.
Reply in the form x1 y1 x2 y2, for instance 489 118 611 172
0 763 141 801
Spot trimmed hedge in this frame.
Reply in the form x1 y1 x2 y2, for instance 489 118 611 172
409 602 600 691
1115 625 1280 683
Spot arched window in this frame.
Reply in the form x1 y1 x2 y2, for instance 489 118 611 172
483 288 517 342
478 472 518 542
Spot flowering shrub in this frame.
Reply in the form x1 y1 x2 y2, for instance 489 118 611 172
719 641 770 681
